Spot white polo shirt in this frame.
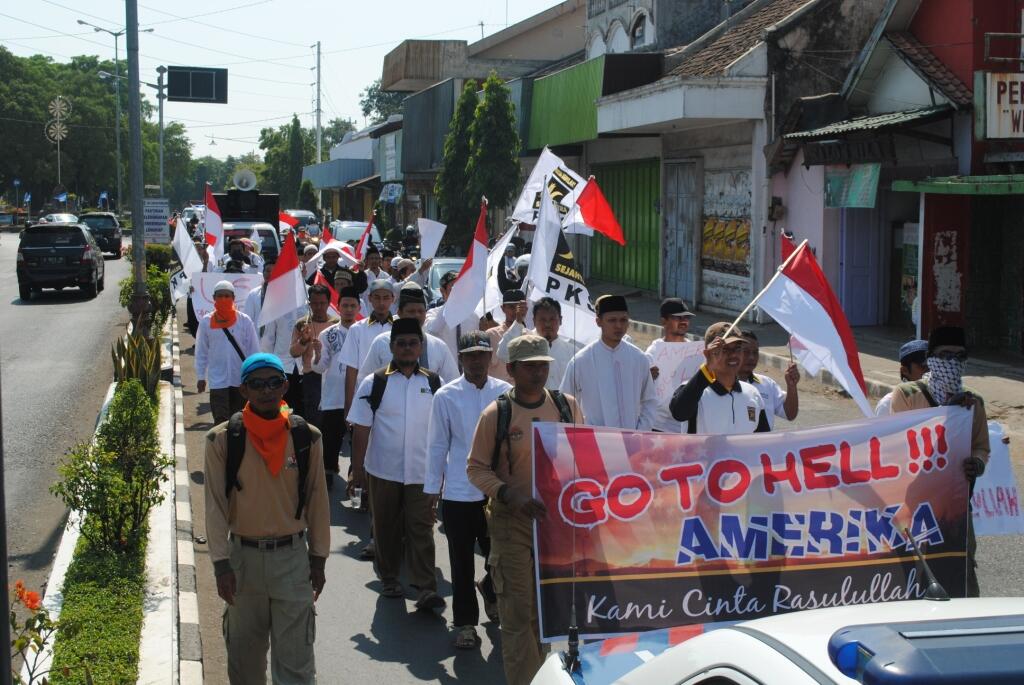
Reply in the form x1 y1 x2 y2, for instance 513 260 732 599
424 376 512 502
357 329 459 383
338 314 393 371
312 322 350 410
748 374 788 430
696 379 766 435
346 365 435 484
194 311 260 390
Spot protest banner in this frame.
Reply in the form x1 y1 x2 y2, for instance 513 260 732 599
647 340 705 404
532 407 973 641
188 272 263 321
972 422 1024 536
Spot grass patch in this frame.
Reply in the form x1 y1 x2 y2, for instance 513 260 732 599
48 536 147 685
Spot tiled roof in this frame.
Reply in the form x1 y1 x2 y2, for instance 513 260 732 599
886 32 973 108
784 104 952 139
671 0 814 78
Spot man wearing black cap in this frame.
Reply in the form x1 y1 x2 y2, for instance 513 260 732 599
670 322 769 434
484 290 529 382
889 325 989 597
340 279 395 418
363 244 386 281
645 298 698 432
874 339 928 416
561 294 658 430
428 270 459 309
357 282 458 383
424 331 510 649
739 331 800 430
347 318 446 610
311 286 362 487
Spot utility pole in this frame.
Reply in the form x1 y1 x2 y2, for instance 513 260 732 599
157 66 166 195
0 353 12 685
126 0 150 332
114 33 122 212
313 41 323 212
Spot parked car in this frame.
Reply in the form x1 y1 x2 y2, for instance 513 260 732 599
16 223 105 300
180 205 204 225
39 213 78 224
78 212 123 257
424 257 465 304
223 222 280 265
328 220 381 245
284 209 319 228
531 597 1024 685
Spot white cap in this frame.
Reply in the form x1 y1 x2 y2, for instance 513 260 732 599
213 280 235 295
390 257 402 269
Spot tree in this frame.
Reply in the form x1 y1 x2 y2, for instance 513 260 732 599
298 179 318 212
258 116 314 203
322 117 357 152
359 79 405 124
285 115 305 207
466 72 521 227
434 80 479 248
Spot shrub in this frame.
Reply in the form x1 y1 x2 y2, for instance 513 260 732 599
118 265 172 333
112 330 161 400
144 244 175 272
50 380 171 555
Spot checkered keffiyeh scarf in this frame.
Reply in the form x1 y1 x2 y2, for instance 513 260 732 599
924 357 965 406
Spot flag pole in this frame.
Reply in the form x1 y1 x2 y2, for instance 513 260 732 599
723 239 808 337
480 196 488 318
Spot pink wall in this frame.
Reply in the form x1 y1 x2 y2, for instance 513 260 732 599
909 0 974 88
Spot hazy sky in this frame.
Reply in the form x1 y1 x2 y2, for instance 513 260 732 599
3 0 566 159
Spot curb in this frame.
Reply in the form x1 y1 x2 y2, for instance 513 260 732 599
20 383 117 683
171 317 205 684
628 319 895 401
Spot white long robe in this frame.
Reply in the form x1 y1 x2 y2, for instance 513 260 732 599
560 339 658 431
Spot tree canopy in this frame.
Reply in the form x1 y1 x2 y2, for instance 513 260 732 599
359 79 406 124
434 80 479 247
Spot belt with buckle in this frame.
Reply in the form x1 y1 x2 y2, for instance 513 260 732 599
231 530 304 551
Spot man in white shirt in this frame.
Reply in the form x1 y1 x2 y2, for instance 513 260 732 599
348 319 445 611
424 271 480 362
645 298 699 433
484 290 529 382
312 286 361 487
738 330 800 430
242 263 273 333
874 339 928 416
560 295 658 431
495 296 583 391
424 331 510 649
259 303 305 416
339 279 396 418
195 280 260 425
216 238 260 274
670 322 769 435
358 283 458 383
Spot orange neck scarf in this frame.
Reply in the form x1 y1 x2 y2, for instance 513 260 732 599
241 402 291 477
211 300 238 329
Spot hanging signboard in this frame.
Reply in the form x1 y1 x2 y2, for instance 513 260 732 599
825 163 881 208
143 197 170 244
986 72 1024 139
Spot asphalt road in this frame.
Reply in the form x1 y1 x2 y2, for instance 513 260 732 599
181 322 1024 684
0 232 130 596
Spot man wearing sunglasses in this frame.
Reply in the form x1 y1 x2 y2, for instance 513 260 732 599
890 325 990 597
204 353 330 684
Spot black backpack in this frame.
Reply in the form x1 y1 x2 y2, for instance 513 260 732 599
492 389 574 469
363 366 442 415
225 412 312 520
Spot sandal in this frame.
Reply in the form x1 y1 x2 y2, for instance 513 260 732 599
358 541 376 560
477 580 500 623
379 580 404 598
453 625 480 650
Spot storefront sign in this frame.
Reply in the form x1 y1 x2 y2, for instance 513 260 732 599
825 163 881 208
533 408 973 640
804 137 895 166
986 72 1024 139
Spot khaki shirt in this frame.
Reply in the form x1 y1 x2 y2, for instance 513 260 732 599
467 392 583 502
204 421 330 564
484 324 513 382
890 380 990 462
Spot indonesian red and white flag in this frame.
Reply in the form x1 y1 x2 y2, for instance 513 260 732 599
279 211 299 234
203 183 224 261
302 240 359 280
563 177 626 246
444 201 489 328
258 234 307 328
321 222 333 245
354 213 376 261
781 232 797 261
756 241 873 417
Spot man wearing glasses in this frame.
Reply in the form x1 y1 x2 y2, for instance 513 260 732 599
204 353 330 684
890 325 990 597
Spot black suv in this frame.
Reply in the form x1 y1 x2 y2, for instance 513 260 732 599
78 212 123 257
16 223 106 300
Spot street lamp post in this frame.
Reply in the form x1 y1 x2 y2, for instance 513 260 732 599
157 66 166 195
125 0 150 334
78 19 152 213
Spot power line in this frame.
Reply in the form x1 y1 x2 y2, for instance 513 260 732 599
143 31 311 70
0 114 113 130
180 113 310 129
0 30 96 40
138 2 307 47
139 0 276 27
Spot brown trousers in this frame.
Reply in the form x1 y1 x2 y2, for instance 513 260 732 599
489 501 546 685
366 474 437 591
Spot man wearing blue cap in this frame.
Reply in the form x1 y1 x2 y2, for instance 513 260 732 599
873 339 928 416
204 352 330 684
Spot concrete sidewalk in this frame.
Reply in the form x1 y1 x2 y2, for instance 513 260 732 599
589 280 1024 444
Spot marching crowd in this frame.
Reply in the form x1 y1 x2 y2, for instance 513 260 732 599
193 233 989 685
